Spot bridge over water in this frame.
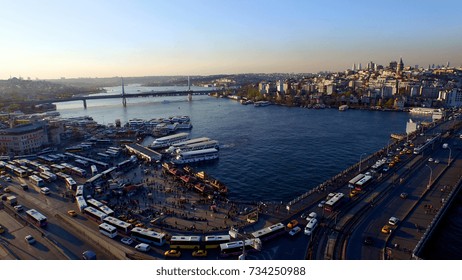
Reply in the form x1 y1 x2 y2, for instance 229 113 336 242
23 88 224 109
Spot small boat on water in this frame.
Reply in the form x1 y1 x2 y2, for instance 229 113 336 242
254 101 271 107
339 105 349 111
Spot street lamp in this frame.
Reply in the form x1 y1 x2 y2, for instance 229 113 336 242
359 153 367 172
443 143 452 166
425 164 433 189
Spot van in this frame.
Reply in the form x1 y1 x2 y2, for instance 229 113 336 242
135 243 151 252
40 187 50 195
304 218 318 236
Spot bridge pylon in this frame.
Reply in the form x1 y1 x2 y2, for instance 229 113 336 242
121 77 127 107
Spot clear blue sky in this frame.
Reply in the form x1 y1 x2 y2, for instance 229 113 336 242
1 0 461 79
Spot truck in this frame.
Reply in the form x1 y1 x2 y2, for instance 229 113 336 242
7 195 17 206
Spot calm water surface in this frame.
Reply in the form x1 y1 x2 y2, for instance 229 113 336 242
57 85 428 202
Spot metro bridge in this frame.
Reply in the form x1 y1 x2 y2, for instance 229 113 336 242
21 88 224 109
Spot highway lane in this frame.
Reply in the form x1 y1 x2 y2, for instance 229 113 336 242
1 177 114 259
346 132 460 259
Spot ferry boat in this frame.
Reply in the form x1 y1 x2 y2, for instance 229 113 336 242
174 140 219 154
254 101 271 107
165 137 211 153
172 148 219 164
150 132 190 149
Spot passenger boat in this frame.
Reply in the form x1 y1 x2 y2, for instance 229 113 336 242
173 140 219 154
254 101 271 107
172 148 219 164
150 132 190 149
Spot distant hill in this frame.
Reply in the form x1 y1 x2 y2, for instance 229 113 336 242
0 78 102 102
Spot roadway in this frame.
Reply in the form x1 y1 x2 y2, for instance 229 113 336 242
0 176 115 260
343 117 462 259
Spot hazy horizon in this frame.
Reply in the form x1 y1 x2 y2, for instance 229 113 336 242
1 0 461 80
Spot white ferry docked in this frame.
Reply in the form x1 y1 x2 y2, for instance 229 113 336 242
174 140 219 154
165 137 211 153
172 148 219 164
150 132 190 149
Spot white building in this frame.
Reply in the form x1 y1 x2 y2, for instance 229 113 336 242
442 89 462 107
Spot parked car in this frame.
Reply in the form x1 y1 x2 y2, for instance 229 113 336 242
14 205 23 212
318 200 326 208
400 193 408 199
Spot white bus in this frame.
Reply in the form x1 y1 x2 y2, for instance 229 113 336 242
103 216 132 234
75 196 87 212
75 159 89 167
99 205 114 216
204 235 231 249
250 223 286 241
219 238 261 257
29 175 45 187
99 223 117 238
75 185 84 197
90 165 98 176
84 206 108 222
348 174 365 189
26 209 48 227
65 177 77 191
87 198 104 209
130 227 166 246
169 235 201 250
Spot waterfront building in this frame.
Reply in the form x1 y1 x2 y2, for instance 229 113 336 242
0 121 49 155
441 88 462 107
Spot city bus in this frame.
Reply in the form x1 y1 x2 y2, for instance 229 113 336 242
250 223 285 241
75 196 87 212
26 209 48 227
65 177 77 191
219 238 261 257
90 165 98 176
39 173 52 183
169 235 201 250
13 167 27 178
324 192 345 213
99 205 114 216
354 175 372 191
103 216 133 234
87 198 104 209
84 206 108 222
75 185 84 197
29 175 45 187
204 235 231 249
130 227 166 246
75 159 89 167
71 167 87 178
348 174 365 189
98 223 118 238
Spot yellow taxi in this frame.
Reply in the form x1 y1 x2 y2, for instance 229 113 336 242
381 224 392 234
192 250 208 257
164 249 181 258
67 210 77 217
287 219 299 229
